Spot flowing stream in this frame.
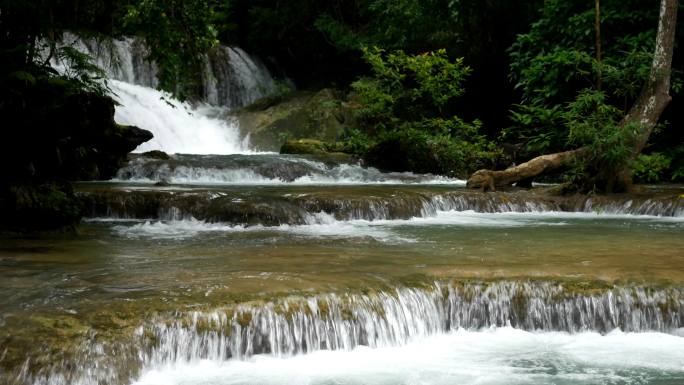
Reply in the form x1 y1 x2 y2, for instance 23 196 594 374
1 37 684 385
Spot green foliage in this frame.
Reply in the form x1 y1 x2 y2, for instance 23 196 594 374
506 0 665 154
53 45 110 96
667 145 684 182
352 48 471 123
346 48 497 176
562 90 635 190
504 104 564 154
123 0 219 97
632 153 671 183
504 0 684 189
508 0 667 106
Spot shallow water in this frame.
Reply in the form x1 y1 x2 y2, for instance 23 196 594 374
3 195 683 314
1 181 683 384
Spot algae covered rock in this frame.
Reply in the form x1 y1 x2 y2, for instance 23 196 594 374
280 139 357 165
234 88 355 151
0 182 83 231
280 139 329 155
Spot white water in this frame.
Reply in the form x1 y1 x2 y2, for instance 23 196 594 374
111 80 251 154
53 34 279 154
114 156 466 185
203 46 278 107
133 327 684 385
107 209 684 242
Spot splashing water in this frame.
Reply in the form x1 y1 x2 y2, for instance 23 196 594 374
111 81 251 154
53 33 279 154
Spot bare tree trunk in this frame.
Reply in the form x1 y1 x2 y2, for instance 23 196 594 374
467 0 678 192
623 0 677 155
467 148 587 191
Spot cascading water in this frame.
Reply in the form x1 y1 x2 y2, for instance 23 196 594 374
110 81 250 154
8 32 683 385
141 282 683 365
55 33 278 154
80 184 684 226
202 46 277 107
9 281 684 385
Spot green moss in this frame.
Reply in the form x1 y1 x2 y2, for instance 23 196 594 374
235 311 253 327
280 139 329 155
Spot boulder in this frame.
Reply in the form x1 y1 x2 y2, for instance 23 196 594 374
139 150 171 160
280 139 329 155
234 88 355 151
0 75 153 231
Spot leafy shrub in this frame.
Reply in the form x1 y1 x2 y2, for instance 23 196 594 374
345 47 497 176
631 153 671 183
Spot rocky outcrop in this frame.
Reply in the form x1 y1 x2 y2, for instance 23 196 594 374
234 88 354 151
0 75 152 231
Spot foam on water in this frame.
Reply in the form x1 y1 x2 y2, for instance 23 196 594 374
132 327 684 385
114 156 466 185
111 80 251 154
110 213 412 243
108 209 683 242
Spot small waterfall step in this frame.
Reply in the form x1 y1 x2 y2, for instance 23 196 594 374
114 153 462 185
143 280 684 363
8 280 684 385
79 183 684 224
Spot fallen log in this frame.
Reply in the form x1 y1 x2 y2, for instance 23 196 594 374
467 148 586 191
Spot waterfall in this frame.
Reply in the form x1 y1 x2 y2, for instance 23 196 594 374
13 281 682 385
141 282 683 366
202 46 277 107
54 33 279 154
110 81 250 154
81 187 684 224
60 33 277 109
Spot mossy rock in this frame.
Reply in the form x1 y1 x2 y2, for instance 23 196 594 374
0 183 83 232
0 76 153 231
280 139 329 155
280 139 357 165
234 88 354 151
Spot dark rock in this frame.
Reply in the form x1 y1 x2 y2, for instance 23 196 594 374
280 139 356 165
0 74 153 231
140 150 171 160
0 182 82 232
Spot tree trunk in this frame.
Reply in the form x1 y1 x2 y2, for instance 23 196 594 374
467 0 678 192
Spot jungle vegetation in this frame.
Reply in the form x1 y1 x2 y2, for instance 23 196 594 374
1 0 683 192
